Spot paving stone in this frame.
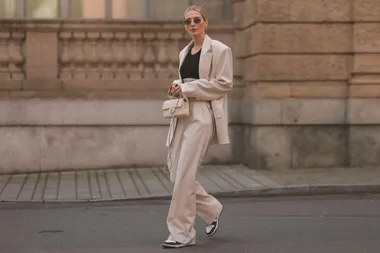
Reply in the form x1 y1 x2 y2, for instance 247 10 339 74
151 167 172 194
44 172 59 200
104 170 125 199
58 172 76 200
96 170 111 199
0 175 26 200
76 171 91 200
18 174 39 201
118 169 141 198
1 165 379 203
139 168 170 197
0 174 11 196
32 173 47 201
88 171 101 199
197 169 225 193
220 165 262 189
235 165 282 188
200 168 237 191
128 169 150 197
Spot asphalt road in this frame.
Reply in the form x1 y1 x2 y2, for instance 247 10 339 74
0 195 380 253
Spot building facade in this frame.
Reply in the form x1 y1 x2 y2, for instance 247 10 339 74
0 0 232 19
0 0 379 174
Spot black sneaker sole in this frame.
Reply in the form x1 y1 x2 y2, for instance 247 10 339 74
162 242 195 249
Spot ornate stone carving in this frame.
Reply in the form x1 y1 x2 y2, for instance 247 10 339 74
58 30 185 80
59 32 72 80
0 32 25 80
72 32 87 79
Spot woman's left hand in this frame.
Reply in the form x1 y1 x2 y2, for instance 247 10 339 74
171 84 181 97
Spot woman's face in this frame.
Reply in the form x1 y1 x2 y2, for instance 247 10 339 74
184 10 208 37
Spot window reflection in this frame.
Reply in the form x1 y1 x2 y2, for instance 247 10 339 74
26 0 58 18
0 0 16 18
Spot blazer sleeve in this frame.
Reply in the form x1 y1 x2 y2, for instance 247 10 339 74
172 79 182 85
179 47 233 101
167 51 184 97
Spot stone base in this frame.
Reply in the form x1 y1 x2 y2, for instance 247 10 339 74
2 99 380 173
241 125 380 170
0 99 237 174
0 126 235 174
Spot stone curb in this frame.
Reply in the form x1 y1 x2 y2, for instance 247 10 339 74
1 183 380 204
211 184 380 198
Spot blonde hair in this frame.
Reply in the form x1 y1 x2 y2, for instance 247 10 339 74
184 5 207 20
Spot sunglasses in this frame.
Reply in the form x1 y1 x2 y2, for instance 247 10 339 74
183 17 202 25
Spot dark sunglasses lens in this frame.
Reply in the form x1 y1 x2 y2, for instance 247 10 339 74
194 18 202 24
184 18 202 25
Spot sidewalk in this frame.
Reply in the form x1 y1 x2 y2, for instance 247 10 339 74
1 165 380 203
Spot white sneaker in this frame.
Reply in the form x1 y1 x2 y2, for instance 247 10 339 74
205 206 223 237
162 240 195 249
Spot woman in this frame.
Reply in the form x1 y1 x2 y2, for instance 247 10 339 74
162 5 233 249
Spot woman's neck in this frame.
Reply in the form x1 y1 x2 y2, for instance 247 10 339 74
192 34 205 49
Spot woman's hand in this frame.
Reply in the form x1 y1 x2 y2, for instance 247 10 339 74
168 84 181 97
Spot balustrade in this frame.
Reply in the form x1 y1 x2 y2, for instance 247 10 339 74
0 31 25 80
0 20 233 99
58 30 186 80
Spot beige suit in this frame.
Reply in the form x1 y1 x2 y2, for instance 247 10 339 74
165 34 233 245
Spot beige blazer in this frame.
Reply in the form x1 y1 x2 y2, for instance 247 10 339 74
170 34 233 145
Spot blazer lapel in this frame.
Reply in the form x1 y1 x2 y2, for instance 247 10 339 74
199 35 213 79
178 35 213 81
179 43 191 67
178 41 193 82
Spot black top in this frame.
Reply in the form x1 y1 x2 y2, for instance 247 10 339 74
180 46 201 81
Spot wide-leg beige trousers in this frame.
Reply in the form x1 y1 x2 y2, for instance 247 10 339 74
165 100 223 245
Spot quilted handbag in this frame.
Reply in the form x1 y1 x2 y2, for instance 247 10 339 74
162 98 189 118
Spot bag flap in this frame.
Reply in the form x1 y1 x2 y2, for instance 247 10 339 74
162 99 184 110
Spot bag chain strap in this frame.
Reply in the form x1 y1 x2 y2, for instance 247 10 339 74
164 120 174 173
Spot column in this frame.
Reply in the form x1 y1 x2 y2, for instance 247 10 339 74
348 0 380 166
233 0 352 169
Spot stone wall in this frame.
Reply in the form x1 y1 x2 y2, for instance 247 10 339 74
233 0 380 169
0 20 240 174
2 1 380 174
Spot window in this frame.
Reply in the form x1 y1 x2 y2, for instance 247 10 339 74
148 0 191 20
69 0 82 18
112 0 146 19
0 0 232 20
70 0 106 19
192 0 232 20
0 0 16 18
26 0 58 18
